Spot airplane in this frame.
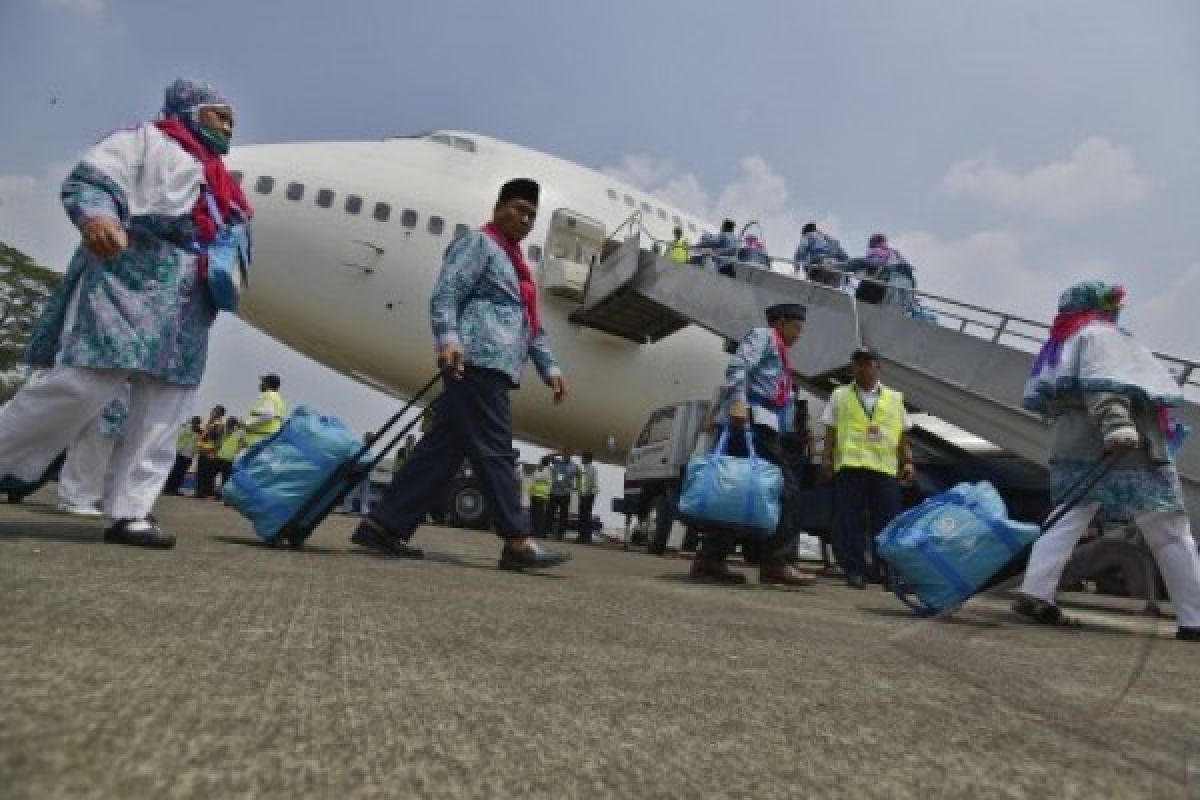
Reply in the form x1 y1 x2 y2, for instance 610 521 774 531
227 130 738 464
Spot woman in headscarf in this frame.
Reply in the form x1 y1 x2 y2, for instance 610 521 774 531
1015 281 1200 640
0 78 252 549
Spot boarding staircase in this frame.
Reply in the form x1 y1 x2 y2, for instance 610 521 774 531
565 231 1200 535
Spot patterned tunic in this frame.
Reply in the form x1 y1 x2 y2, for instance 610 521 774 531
25 124 229 386
430 230 560 387
722 327 792 431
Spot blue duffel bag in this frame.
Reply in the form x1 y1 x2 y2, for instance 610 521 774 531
223 406 364 542
876 482 1041 616
677 427 783 536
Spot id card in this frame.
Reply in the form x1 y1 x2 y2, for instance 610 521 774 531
865 425 883 443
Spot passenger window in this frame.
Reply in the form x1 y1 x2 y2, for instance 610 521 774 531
607 189 618 201
640 201 652 213
428 216 445 235
286 182 304 201
316 189 334 208
345 195 362 214
656 208 668 220
687 222 697 233
401 209 418 228
527 245 542 262
254 176 274 195
453 223 470 239
672 215 682 227
230 170 243 184
374 202 392 222
624 194 635 207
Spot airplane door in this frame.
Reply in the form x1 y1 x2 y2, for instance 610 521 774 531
540 209 605 302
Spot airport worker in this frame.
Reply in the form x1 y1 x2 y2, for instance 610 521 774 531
668 226 690 264
577 451 599 544
351 178 572 570
547 449 578 539
56 390 129 517
164 416 203 495
213 417 245 496
690 303 816 586
529 455 553 537
243 374 286 446
193 404 226 498
1014 281 1200 640
821 347 914 589
0 78 252 549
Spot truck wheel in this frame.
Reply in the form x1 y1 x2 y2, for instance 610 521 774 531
647 491 675 555
445 477 491 530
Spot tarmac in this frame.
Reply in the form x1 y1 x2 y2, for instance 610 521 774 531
1 491 1198 799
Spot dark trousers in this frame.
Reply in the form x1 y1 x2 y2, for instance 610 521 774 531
578 494 596 543
833 467 902 581
529 496 548 538
547 494 570 538
195 455 220 499
698 423 800 566
371 368 526 540
163 454 192 494
215 459 234 495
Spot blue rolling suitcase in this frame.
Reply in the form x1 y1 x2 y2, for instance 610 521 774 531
224 370 443 548
877 455 1116 616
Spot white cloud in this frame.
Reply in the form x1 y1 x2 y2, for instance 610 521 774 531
41 0 106 15
0 162 78 270
942 137 1151 221
603 152 839 263
1123 262 1200 356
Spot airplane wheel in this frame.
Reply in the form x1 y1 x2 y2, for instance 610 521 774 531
446 477 490 530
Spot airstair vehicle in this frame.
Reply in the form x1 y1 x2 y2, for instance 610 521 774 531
563 213 1200 549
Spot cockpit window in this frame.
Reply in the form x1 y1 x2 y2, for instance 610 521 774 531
427 133 476 153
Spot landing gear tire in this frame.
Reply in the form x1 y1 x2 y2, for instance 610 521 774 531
446 477 491 530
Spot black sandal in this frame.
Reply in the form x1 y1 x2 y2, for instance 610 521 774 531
1012 595 1080 627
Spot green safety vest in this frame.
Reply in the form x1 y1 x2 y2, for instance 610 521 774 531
175 425 197 456
217 429 247 462
530 468 552 499
831 384 905 477
243 391 287 446
668 237 690 264
578 465 598 496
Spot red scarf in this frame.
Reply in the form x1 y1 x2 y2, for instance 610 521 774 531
1047 309 1116 346
771 326 793 408
482 222 541 335
155 118 253 244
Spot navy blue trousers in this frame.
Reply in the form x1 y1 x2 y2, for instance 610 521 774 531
370 367 526 540
833 467 902 580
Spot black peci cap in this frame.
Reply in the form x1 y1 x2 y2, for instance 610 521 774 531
765 303 807 323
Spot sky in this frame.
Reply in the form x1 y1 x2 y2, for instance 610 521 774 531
1 0 1198 526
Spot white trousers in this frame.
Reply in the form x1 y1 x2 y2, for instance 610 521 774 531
57 416 118 509
0 366 194 521
1020 501 1200 628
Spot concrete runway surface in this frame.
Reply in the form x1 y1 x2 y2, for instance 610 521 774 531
1 491 1197 799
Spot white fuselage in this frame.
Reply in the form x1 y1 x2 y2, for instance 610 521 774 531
227 131 729 459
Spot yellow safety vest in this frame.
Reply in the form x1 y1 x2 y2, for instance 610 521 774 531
175 425 197 455
217 429 247 462
831 384 905 476
668 237 690 264
530 468 552 499
243 391 287 446
578 465 598 496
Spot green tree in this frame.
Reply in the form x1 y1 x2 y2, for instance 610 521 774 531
0 241 63 403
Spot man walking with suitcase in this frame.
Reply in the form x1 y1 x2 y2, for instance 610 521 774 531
351 178 571 570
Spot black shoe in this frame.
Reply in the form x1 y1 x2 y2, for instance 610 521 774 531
498 543 571 571
1177 627 1200 642
1012 595 1080 627
103 519 176 549
350 521 424 559
846 574 868 590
